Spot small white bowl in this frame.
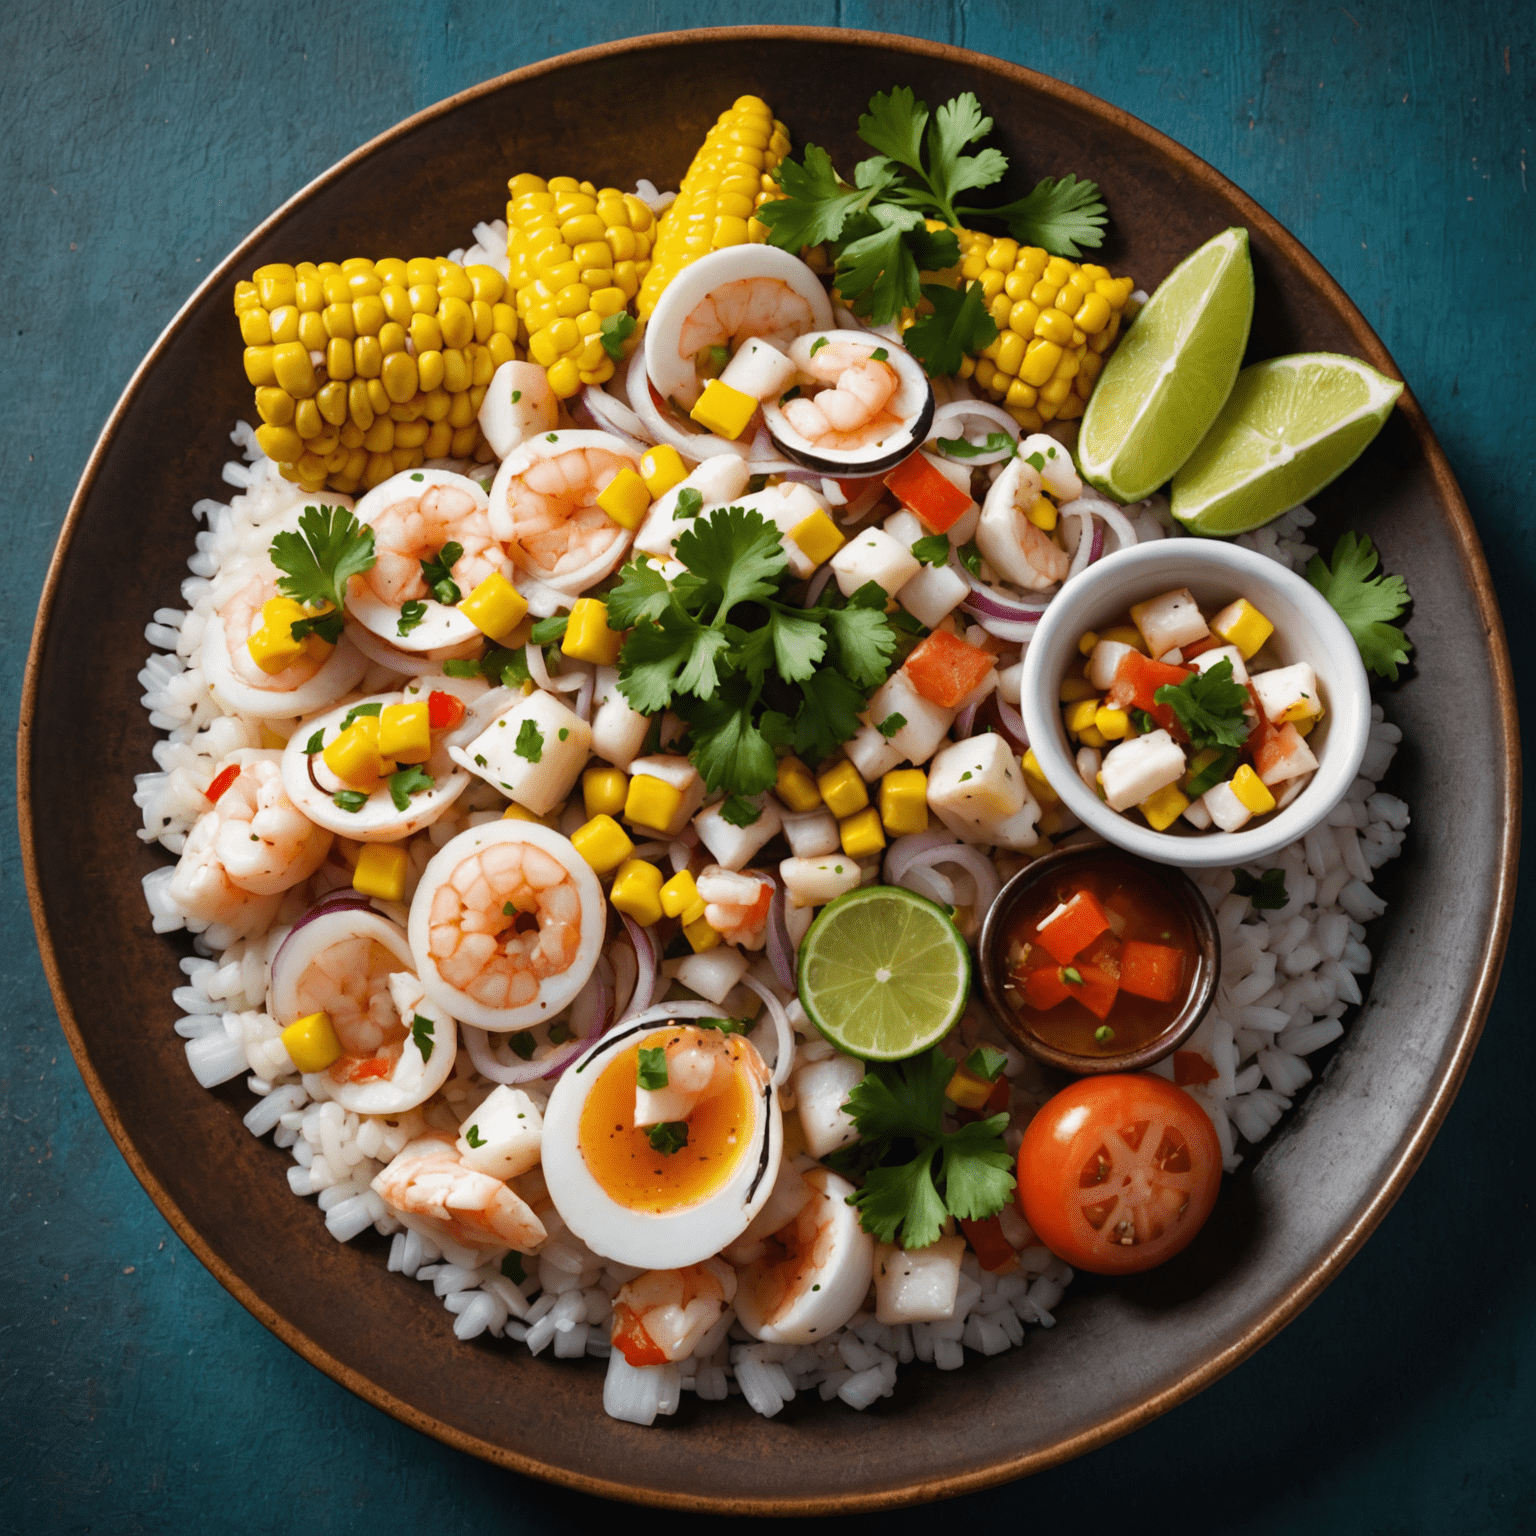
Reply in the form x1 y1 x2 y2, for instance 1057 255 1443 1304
1020 540 1371 868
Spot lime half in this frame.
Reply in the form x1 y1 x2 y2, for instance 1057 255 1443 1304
1171 353 1405 535
797 886 971 1061
1078 227 1254 503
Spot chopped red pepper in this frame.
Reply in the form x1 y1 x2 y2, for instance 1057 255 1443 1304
1036 890 1112 965
1174 1050 1219 1086
960 1215 1016 1272
1105 650 1193 733
610 1301 669 1367
903 630 996 708
1119 941 1187 1003
883 451 972 532
427 689 465 730
205 763 241 804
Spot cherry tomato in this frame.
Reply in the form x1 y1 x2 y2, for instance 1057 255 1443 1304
1016 1074 1221 1275
610 1301 668 1367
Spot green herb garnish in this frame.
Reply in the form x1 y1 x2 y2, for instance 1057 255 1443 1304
637 1046 669 1091
397 600 427 637
673 486 704 522
1154 658 1251 749
514 720 544 763
646 1121 690 1155
506 1030 535 1060
965 1045 1009 1082
387 764 434 811
1232 867 1289 910
289 610 344 646
877 712 908 738
719 794 762 827
1306 531 1413 680
600 312 636 359
304 729 325 754
910 533 951 567
340 701 383 729
269 503 376 612
935 431 1016 461
332 789 369 813
465 1124 486 1148
529 614 568 646
419 541 463 606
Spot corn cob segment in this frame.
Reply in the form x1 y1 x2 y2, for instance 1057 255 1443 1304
635 96 791 319
504 175 657 399
233 258 516 494
955 231 1136 431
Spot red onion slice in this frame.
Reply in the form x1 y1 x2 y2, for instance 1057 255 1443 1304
626 346 748 464
575 384 651 453
618 912 658 1020
462 1024 586 1084
763 875 797 993
952 701 979 739
961 605 1041 644
802 567 835 609
739 973 796 1088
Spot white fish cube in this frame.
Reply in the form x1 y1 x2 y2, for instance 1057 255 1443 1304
666 946 751 1006
927 735 1039 849
1182 795 1214 830
694 794 783 870
478 361 558 458
782 809 840 858
882 508 924 545
874 1235 966 1324
626 754 706 837
1202 779 1253 833
590 664 650 769
831 527 921 598
1250 662 1322 722
1087 639 1136 691
843 722 902 783
793 1051 865 1157
719 335 799 401
897 561 969 629
732 483 832 579
453 690 590 815
1129 587 1210 657
870 671 957 767
1099 729 1186 813
1191 644 1250 686
779 854 862 908
458 1086 544 1180
633 456 751 560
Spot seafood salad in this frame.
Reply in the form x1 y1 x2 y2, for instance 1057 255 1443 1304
136 89 1413 1426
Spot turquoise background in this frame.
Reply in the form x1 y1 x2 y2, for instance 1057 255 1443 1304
4 3 1531 1529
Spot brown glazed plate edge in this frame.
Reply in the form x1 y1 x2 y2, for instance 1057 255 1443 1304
17 25 1521 1514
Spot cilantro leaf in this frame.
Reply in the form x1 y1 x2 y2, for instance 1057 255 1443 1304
856 86 930 172
1232 867 1290 910
672 506 786 619
617 611 702 714
719 794 762 828
674 625 732 700
823 602 898 689
419 542 463 606
758 143 896 251
911 534 952 566
332 789 369 813
304 729 325 755
600 311 636 360
852 1153 952 1249
904 281 999 378
637 1046 669 1090
793 670 871 765
289 609 344 645
877 712 907 738
965 1045 1009 1082
676 686 778 795
928 93 1009 206
767 606 827 683
514 720 544 763
696 1016 752 1035
936 431 1017 461
646 1121 690 1155
1155 658 1251 749
939 1115 1017 1221
465 1124 486 1149
409 1013 436 1063
833 203 927 325
672 486 704 522
1305 532 1413 680
606 556 676 629
387 764 434 812
966 173 1108 258
340 701 382 729
270 504 377 612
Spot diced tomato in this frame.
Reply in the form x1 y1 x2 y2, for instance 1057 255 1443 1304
960 1215 1016 1272
427 689 465 730
1036 889 1112 965
1119 941 1186 1003
348 1057 392 1082
1062 961 1119 1021
1021 965 1072 1010
610 1302 669 1367
1105 650 1193 732
903 630 996 708
983 1075 1011 1116
1173 1050 1219 1087
205 763 241 804
883 451 972 532
833 475 878 502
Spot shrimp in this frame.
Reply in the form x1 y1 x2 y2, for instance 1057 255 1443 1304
976 453 1072 591
219 569 328 690
292 935 407 1060
166 752 331 935
676 277 819 400
631 1025 746 1128
696 865 773 950
610 1259 737 1364
372 1131 547 1254
356 481 508 609
781 338 902 452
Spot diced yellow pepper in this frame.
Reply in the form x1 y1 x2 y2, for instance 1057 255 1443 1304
1024 494 1057 531
609 859 664 926
1210 598 1274 660
281 1010 343 1073
683 911 721 952
775 756 822 813
878 768 929 836
1064 697 1102 737
571 813 634 875
352 843 409 902
458 571 529 642
660 869 700 920
817 760 868 819
944 1065 994 1111
1139 782 1190 832
561 597 624 665
787 510 846 567
1099 624 1146 652
1077 630 1099 657
1230 764 1277 815
639 444 688 498
1021 749 1060 805
245 596 312 674
502 802 557 827
1281 696 1324 724
1094 706 1130 741
1058 672 1098 703
839 806 886 858
1077 725 1108 749
322 715 389 788
624 774 684 833
595 465 652 530
689 378 758 440
377 701 430 763
582 764 629 819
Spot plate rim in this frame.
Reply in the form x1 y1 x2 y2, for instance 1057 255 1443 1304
17 23 1522 1513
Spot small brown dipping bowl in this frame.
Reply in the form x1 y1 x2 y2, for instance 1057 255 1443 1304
979 842 1220 1075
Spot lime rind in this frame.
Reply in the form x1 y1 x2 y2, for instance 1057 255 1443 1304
1078 227 1254 504
797 885 971 1061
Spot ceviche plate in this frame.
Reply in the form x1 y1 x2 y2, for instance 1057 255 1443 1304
19 27 1518 1512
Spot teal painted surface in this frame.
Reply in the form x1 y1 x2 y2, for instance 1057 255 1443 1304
3 2 1530 1529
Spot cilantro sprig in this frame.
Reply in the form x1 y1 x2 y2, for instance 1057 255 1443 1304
1155 658 1251 749
270 504 376 612
1306 532 1413 680
610 507 898 794
1232 867 1290 910
828 1047 1016 1250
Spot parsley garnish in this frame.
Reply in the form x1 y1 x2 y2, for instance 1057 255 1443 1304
904 282 998 377
1155 658 1251 749
958 541 983 576
1186 745 1241 798
910 534 951 567
397 599 427 637
877 712 907 738
289 609 344 646
506 1030 535 1060
965 1045 1009 1082
514 720 544 763
465 1123 486 1148
270 504 376 612
548 1021 571 1045
387 764 434 811
1233 867 1290 910
408 1013 435 1062
673 487 704 522
441 657 479 678
600 312 636 360
510 390 522 404
719 794 762 827
340 702 382 729
809 336 829 356
871 347 889 361
935 430 1016 461
646 1121 690 1155
1306 531 1412 680
975 173 1109 258
420 542 463 606
637 1047 669 1091
304 729 325 755
1062 966 1084 985
833 1046 1015 1249
332 789 369 813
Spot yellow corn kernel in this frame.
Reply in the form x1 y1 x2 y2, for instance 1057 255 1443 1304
322 715 388 788
1210 598 1275 659
1280 696 1324 725
452 569 528 644
775 756 821 813
1078 630 1099 656
1024 494 1057 531
1077 725 1109 749
625 774 683 833
659 869 700 920
839 807 885 858
1094 706 1131 741
561 597 624 665
1022 749 1060 805
944 1065 994 1111
595 465 652 530
577 765 627 821
787 510 845 567
817 760 868 819
352 843 410 902
1292 714 1318 738
683 911 721 953
1099 624 1146 652
245 597 311 674
609 859 665 926
257 723 289 750
281 1011 343 1073
1058 672 1098 703
571 814 635 875
878 768 929 836
689 378 758 440
1230 764 1277 815
377 701 430 764
1139 783 1190 832
502 803 557 827
1064 697 1103 736
640 444 688 497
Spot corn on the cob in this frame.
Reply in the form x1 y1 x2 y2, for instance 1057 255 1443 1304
504 175 656 398
635 96 791 319
954 231 1136 431
233 258 516 494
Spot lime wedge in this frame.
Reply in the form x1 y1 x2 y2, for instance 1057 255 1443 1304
1171 353 1405 535
797 886 971 1061
1078 227 1254 503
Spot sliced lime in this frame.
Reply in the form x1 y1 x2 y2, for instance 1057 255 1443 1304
1171 353 1405 535
1078 227 1254 503
797 886 971 1061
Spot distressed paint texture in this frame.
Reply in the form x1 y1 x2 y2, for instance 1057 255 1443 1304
3 2 1532 1531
